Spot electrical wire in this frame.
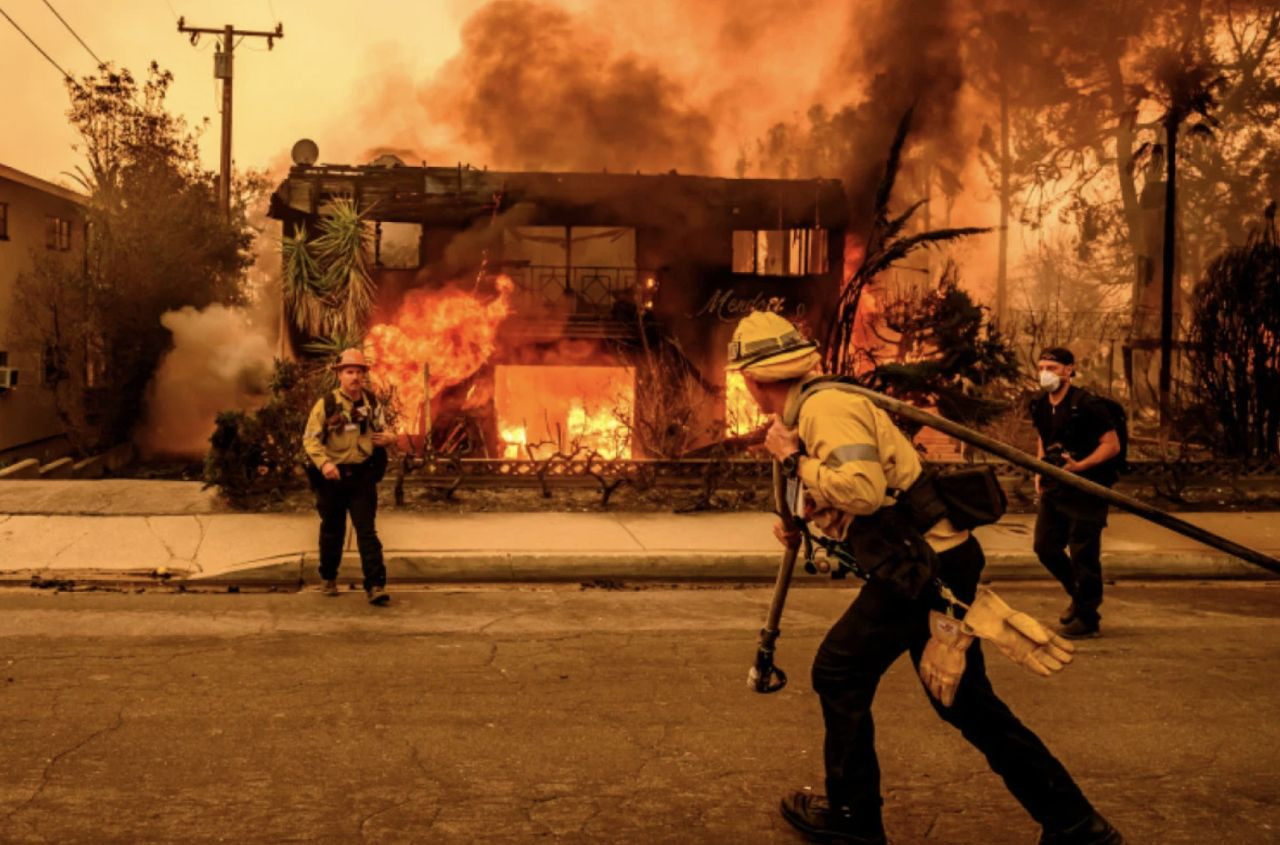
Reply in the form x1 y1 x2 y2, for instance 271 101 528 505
41 0 102 66
0 4 74 81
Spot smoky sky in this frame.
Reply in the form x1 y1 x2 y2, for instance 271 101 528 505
428 0 715 174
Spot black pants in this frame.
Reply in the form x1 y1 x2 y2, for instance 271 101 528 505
1034 493 1108 624
314 462 386 590
811 536 1094 831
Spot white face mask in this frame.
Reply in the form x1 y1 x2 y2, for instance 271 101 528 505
1039 370 1062 392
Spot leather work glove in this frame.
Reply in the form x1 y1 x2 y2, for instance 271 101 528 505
918 610 973 707
960 587 1076 676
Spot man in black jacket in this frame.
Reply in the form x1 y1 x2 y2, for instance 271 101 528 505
1029 347 1121 638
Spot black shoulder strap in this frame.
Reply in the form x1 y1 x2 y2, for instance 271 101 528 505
323 390 338 418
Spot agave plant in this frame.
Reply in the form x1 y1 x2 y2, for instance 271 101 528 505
282 224 326 335
302 328 368 360
281 197 376 339
312 197 376 338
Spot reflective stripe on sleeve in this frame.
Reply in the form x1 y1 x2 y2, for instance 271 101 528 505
823 443 880 467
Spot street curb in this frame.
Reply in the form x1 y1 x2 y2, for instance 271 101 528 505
1 553 1269 589
176 550 1269 584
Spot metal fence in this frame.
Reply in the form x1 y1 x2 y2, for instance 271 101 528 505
499 265 652 311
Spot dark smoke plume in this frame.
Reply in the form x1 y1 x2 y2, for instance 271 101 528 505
428 0 714 174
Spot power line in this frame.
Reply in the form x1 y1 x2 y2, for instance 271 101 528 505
41 0 102 66
0 4 74 81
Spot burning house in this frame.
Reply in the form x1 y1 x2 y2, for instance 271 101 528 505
268 151 849 459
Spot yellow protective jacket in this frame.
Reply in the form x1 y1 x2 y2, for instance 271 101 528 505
302 389 382 470
782 374 968 554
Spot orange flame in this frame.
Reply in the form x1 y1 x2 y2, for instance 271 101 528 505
725 371 767 437
365 276 514 432
495 364 633 459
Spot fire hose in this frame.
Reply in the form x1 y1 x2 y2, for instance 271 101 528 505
749 461 801 693
750 382 1280 694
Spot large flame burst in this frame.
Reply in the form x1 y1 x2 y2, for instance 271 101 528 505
365 276 514 432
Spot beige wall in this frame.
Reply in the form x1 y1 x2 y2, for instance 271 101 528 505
0 169 87 455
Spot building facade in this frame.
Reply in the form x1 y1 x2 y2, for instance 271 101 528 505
270 161 849 457
0 164 88 459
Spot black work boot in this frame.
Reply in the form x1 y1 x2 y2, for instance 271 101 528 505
1058 601 1077 625
1058 616 1101 639
779 791 886 844
1039 811 1125 845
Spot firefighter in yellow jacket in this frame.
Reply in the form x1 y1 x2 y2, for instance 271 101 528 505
729 311 1122 845
302 348 397 604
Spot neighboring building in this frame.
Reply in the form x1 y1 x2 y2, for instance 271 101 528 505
0 163 88 460
269 159 849 455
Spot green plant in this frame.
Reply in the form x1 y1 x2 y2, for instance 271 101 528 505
282 198 376 341
865 263 1022 430
203 358 333 503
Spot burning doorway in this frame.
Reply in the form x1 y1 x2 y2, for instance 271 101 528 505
495 364 634 459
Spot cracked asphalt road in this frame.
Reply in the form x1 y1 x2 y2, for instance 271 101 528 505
0 580 1277 844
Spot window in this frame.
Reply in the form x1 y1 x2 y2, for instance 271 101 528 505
0 202 8 240
374 222 421 269
45 215 71 251
732 228 828 276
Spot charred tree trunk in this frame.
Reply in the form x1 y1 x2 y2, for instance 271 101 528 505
997 73 1011 322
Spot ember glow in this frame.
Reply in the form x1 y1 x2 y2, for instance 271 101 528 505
365 277 514 432
495 365 633 460
725 371 768 437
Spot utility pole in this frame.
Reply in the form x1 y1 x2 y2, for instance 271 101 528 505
176 17 283 220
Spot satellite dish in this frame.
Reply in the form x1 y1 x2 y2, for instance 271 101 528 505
291 138 319 167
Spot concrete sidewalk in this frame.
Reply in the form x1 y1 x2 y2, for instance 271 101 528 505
1 483 1278 583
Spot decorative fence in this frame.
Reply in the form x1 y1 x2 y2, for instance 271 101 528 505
390 456 1280 508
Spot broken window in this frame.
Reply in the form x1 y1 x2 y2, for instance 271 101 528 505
732 228 829 276
375 222 421 269
502 226 638 308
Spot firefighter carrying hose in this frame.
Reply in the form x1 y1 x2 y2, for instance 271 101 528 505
728 311 1123 845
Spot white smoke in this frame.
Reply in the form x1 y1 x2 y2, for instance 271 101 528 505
137 304 276 458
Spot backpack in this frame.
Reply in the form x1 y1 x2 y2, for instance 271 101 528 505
1070 389 1129 475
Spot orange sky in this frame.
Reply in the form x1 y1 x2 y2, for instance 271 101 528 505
0 0 477 186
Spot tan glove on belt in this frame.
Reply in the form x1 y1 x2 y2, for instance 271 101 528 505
961 587 1075 676
919 610 973 707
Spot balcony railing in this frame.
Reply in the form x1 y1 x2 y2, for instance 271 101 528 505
495 264 653 312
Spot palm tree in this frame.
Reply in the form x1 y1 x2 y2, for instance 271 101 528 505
825 108 989 376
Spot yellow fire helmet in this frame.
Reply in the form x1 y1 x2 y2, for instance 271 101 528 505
725 311 820 378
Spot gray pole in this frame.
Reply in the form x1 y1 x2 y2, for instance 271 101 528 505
833 381 1280 575
219 25 233 221
176 19 283 222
